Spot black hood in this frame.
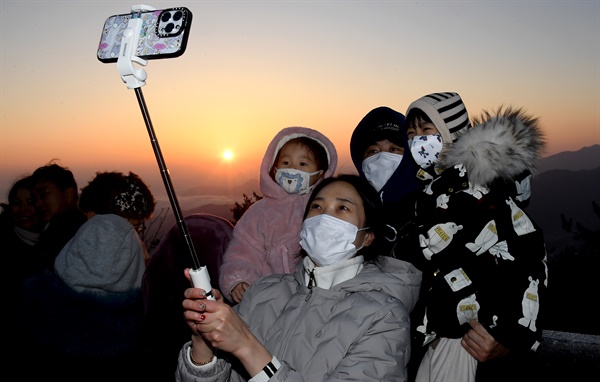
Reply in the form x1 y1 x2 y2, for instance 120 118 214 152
350 106 423 203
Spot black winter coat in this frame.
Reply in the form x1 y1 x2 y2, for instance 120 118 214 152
401 108 548 355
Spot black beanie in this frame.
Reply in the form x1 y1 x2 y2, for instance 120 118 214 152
350 106 406 171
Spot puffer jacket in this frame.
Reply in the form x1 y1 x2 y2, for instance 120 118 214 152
177 256 422 382
408 107 548 354
219 127 338 302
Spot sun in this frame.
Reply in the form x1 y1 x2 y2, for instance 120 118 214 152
222 150 234 161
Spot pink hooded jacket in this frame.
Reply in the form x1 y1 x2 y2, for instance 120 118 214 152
219 126 338 302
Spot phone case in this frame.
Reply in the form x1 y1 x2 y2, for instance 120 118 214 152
97 7 192 63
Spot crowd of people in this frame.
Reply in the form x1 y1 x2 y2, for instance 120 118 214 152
2 92 548 382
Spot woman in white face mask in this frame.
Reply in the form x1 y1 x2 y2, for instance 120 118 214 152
299 174 381 283
177 174 422 382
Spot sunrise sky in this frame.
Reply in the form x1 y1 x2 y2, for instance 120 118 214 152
1 0 599 206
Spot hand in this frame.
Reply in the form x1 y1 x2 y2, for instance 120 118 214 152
183 284 252 356
231 282 250 304
183 268 225 362
183 268 225 328
182 269 272 376
461 319 509 362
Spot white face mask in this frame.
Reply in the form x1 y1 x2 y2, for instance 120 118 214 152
300 214 367 266
361 152 403 192
408 134 443 169
275 168 322 195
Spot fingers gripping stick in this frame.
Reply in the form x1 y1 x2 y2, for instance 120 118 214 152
190 267 215 301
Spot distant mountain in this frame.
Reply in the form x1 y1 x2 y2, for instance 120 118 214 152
526 144 600 253
537 144 599 173
528 167 600 253
180 178 258 198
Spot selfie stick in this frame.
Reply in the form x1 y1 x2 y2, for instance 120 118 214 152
116 4 214 299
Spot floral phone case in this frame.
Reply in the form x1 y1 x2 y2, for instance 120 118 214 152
97 7 192 63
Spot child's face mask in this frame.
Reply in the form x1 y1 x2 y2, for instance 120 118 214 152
275 168 322 195
361 152 403 192
300 214 367 266
408 133 443 169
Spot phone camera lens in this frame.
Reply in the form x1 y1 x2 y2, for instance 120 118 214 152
173 11 183 21
161 12 172 22
164 23 175 33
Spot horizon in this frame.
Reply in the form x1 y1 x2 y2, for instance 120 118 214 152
2 143 597 211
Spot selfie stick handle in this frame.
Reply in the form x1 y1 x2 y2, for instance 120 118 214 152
116 5 214 299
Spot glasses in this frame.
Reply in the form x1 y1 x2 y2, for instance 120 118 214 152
133 221 146 235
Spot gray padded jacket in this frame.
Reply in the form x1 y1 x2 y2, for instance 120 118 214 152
176 256 422 382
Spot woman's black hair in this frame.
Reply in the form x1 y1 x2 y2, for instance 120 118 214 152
8 176 35 206
301 173 384 264
0 175 35 222
31 161 79 201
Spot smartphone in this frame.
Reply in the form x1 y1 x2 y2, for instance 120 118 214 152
97 7 192 63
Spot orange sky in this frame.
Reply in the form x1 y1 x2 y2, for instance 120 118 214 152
1 1 599 202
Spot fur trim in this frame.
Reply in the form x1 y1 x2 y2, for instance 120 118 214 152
439 106 546 186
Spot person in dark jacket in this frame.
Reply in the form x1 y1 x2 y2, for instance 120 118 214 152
177 174 422 382
30 161 86 271
21 214 147 381
1 175 44 279
350 106 423 257
19 170 155 381
2 175 45 373
402 92 548 382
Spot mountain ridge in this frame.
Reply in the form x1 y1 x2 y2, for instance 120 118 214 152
537 144 599 173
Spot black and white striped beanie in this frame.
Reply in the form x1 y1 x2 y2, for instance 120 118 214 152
406 92 471 144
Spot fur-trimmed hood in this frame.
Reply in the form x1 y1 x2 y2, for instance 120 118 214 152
438 106 546 186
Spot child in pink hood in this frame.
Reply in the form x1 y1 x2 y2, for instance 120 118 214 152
219 126 337 304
